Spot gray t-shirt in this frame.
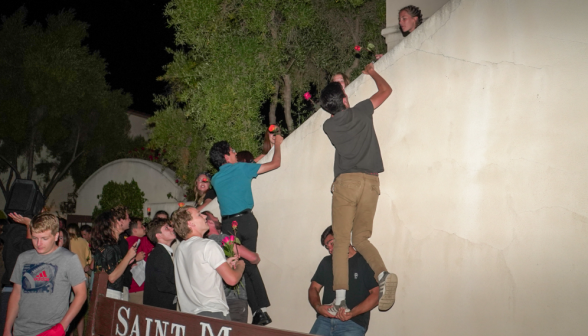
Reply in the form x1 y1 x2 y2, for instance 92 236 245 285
10 247 86 336
323 99 384 178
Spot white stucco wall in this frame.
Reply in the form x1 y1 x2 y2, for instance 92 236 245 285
75 159 184 216
205 0 588 334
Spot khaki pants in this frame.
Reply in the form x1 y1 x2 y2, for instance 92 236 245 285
332 173 387 290
129 291 144 305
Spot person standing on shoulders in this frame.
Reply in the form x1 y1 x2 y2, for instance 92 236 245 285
3 214 87 336
171 206 244 320
208 135 283 325
320 62 397 313
144 218 177 310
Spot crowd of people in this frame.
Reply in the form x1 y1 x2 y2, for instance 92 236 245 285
0 6 425 336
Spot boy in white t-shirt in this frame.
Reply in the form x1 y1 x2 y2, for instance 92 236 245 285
171 206 245 320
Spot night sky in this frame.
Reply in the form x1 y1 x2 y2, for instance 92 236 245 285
0 0 176 114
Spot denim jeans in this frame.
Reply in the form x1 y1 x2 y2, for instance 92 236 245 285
309 316 366 336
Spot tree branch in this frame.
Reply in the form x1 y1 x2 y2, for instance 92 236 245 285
43 127 83 200
0 155 21 179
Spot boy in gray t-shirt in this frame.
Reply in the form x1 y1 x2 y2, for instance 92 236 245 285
3 214 86 336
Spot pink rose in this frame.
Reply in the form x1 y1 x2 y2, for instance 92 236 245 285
222 237 230 245
232 221 238 230
303 92 311 100
230 235 235 241
354 45 361 52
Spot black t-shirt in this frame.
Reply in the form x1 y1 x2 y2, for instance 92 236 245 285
0 223 34 287
118 234 132 287
323 99 384 179
93 244 124 291
311 253 378 330
197 188 217 207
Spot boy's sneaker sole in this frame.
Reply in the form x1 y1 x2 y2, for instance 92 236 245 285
327 300 350 316
378 272 398 311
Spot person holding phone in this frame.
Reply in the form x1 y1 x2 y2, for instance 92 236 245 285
91 211 137 300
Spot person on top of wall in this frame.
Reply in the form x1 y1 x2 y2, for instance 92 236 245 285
320 62 397 314
308 226 379 336
91 211 137 300
194 173 217 212
208 135 283 325
399 5 423 37
331 73 351 91
254 125 280 162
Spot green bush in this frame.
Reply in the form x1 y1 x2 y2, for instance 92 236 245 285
92 179 147 219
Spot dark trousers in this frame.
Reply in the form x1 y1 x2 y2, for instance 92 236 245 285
0 290 10 333
222 212 270 312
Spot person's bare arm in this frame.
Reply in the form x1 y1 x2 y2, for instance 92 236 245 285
335 286 378 322
308 281 335 318
216 259 245 286
3 284 21 336
253 154 265 163
195 198 213 212
8 213 31 239
363 63 392 109
107 245 136 283
233 244 260 264
257 135 283 174
58 282 87 329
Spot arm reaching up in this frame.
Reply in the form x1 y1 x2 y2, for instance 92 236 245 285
363 63 392 109
257 135 283 174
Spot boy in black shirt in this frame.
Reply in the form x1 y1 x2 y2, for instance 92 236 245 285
320 63 397 313
308 226 378 336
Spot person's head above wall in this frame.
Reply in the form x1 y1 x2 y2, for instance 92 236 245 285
331 73 350 90
398 5 423 37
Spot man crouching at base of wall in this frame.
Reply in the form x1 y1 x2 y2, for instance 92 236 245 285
3 213 87 336
320 62 398 314
171 206 245 320
308 226 379 336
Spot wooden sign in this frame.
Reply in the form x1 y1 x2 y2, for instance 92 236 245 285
86 271 310 336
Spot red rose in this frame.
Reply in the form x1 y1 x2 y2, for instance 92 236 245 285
268 125 276 132
175 179 179 183
354 45 361 52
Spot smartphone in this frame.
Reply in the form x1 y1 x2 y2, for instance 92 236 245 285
134 239 141 249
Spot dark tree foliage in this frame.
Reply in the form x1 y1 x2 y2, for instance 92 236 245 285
0 8 134 201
